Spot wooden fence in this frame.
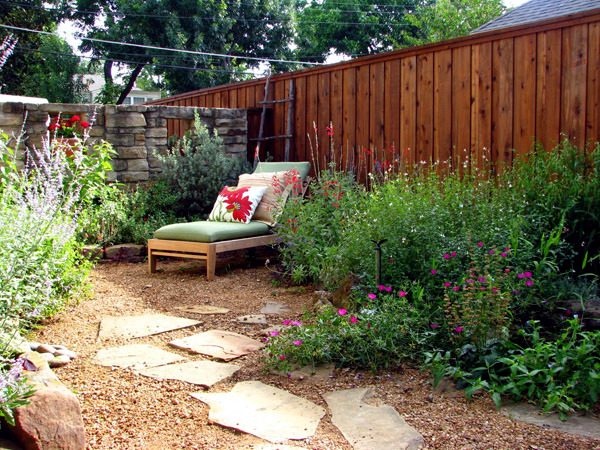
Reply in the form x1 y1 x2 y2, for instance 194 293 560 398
148 8 600 173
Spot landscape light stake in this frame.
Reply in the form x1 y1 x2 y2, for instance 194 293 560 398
371 239 388 286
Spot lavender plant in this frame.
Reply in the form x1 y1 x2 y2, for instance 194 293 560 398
0 126 113 425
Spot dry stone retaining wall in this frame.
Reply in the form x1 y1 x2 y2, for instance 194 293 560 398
0 103 247 184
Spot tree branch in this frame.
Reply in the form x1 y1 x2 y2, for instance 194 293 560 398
116 63 146 105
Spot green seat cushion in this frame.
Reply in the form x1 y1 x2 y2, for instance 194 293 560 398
154 220 271 243
254 162 310 181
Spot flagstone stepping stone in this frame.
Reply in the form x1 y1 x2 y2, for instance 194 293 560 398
175 305 230 315
94 344 186 370
323 388 424 450
169 330 263 360
137 360 240 387
98 314 201 339
191 381 326 443
260 301 291 315
235 314 268 324
503 403 600 439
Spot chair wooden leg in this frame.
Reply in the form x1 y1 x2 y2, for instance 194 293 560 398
148 249 157 274
206 246 217 281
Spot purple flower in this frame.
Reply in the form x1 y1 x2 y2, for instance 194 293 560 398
478 277 486 283
452 286 460 291
385 286 392 292
283 320 291 325
378 285 385 291
524 271 532 278
269 331 279 337
517 273 525 279
501 252 508 257
291 321 302 326
477 242 483 247
451 252 457 257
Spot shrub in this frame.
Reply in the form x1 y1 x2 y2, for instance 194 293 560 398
157 112 250 220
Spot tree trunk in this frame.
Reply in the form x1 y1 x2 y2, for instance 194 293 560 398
116 64 145 105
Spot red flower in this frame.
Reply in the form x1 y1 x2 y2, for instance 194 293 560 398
222 187 253 222
70 115 81 122
80 121 90 128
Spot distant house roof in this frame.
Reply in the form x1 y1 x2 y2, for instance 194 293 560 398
472 0 600 34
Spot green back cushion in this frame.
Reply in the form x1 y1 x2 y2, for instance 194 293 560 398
154 220 270 243
254 162 310 181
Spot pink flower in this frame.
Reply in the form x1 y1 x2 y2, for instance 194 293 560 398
505 247 510 251
492 287 499 293
378 285 385 291
452 286 460 291
524 271 532 278
489 250 495 254
350 316 357 323
452 252 457 256
291 321 302 326
454 326 463 333
368 293 377 300
505 269 511 273
269 331 279 337
431 269 437 275
280 355 286 360
477 242 483 247
283 320 291 325
385 286 392 292
293 340 303 346
338 309 347 316
430 323 440 328
444 282 451 287
367 323 372 328
478 277 487 283
518 273 525 279
501 252 507 257
526 280 534 286
398 291 407 297
443 254 450 259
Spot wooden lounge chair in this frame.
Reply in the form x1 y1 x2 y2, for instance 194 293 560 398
147 161 310 280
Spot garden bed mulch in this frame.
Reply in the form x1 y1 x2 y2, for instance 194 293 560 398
22 256 600 449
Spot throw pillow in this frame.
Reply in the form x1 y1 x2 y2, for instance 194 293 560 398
208 185 267 224
238 171 294 225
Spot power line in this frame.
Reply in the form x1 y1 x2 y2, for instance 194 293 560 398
0 24 324 66
14 45 260 75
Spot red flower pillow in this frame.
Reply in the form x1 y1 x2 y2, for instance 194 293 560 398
208 185 267 224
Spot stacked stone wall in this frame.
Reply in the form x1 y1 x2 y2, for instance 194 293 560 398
0 103 247 184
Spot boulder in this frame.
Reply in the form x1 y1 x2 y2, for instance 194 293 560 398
8 352 85 450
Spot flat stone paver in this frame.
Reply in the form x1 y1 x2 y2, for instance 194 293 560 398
235 314 268 324
260 302 291 315
323 388 424 450
137 360 240 387
169 330 263 360
175 305 230 315
94 344 186 370
192 381 325 443
503 403 600 439
98 314 201 339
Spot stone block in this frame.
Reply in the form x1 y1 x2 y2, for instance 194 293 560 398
120 171 149 182
109 159 127 171
116 146 146 159
226 144 247 155
215 118 246 128
158 106 196 120
104 243 146 259
106 171 117 183
144 137 167 147
148 156 162 169
135 134 146 141
149 167 163 174
105 113 146 128
0 113 23 127
88 128 104 138
127 159 149 172
222 135 245 145
145 128 168 138
105 134 134 146
214 109 237 119
119 127 146 134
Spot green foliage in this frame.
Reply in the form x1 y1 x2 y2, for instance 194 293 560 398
274 166 366 285
264 290 433 373
17 35 87 103
0 358 34 428
508 140 600 275
157 113 250 220
426 319 600 420
293 0 425 62
403 0 507 46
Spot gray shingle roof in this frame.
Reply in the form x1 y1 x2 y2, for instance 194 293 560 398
472 0 600 34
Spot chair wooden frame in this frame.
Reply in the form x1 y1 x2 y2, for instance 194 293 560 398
147 233 277 281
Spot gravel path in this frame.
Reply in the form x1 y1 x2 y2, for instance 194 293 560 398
31 258 600 449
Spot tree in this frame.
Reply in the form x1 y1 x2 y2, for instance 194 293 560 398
19 35 87 103
73 0 296 103
292 0 428 62
0 0 77 98
402 0 507 46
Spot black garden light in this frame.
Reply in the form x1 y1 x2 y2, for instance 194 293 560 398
370 239 387 286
